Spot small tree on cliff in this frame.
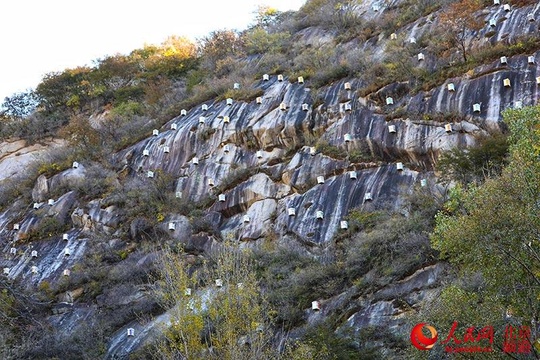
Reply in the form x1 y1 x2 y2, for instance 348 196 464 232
154 240 276 360
439 0 484 62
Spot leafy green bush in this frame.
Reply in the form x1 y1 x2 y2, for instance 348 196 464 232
347 209 386 232
109 100 144 118
242 28 290 55
343 214 436 290
437 134 509 185
289 44 354 88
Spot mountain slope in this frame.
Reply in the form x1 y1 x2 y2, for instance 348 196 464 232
1 0 539 358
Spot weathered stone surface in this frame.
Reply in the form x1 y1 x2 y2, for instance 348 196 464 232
57 287 84 303
49 305 96 336
31 166 86 202
32 174 49 202
72 200 123 234
0 139 65 182
47 191 78 225
48 164 86 192
163 215 191 243
1 230 86 286
342 264 448 333
52 302 73 315
211 172 290 217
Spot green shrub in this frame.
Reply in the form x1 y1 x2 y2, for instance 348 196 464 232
253 52 289 75
349 140 377 163
254 248 325 328
242 28 290 55
316 140 347 160
293 322 360 359
437 134 509 185
23 217 68 243
382 0 444 33
289 44 349 88
109 100 144 117
357 325 408 358
347 209 386 232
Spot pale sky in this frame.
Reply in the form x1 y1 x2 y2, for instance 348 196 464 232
0 0 305 102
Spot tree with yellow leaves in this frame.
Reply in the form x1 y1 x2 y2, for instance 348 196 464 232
154 239 277 360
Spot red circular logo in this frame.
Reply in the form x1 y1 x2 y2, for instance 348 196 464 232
411 323 438 350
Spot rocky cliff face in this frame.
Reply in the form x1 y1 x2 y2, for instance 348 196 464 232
1 0 539 358
0 139 65 182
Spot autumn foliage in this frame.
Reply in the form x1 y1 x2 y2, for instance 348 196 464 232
439 0 484 61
